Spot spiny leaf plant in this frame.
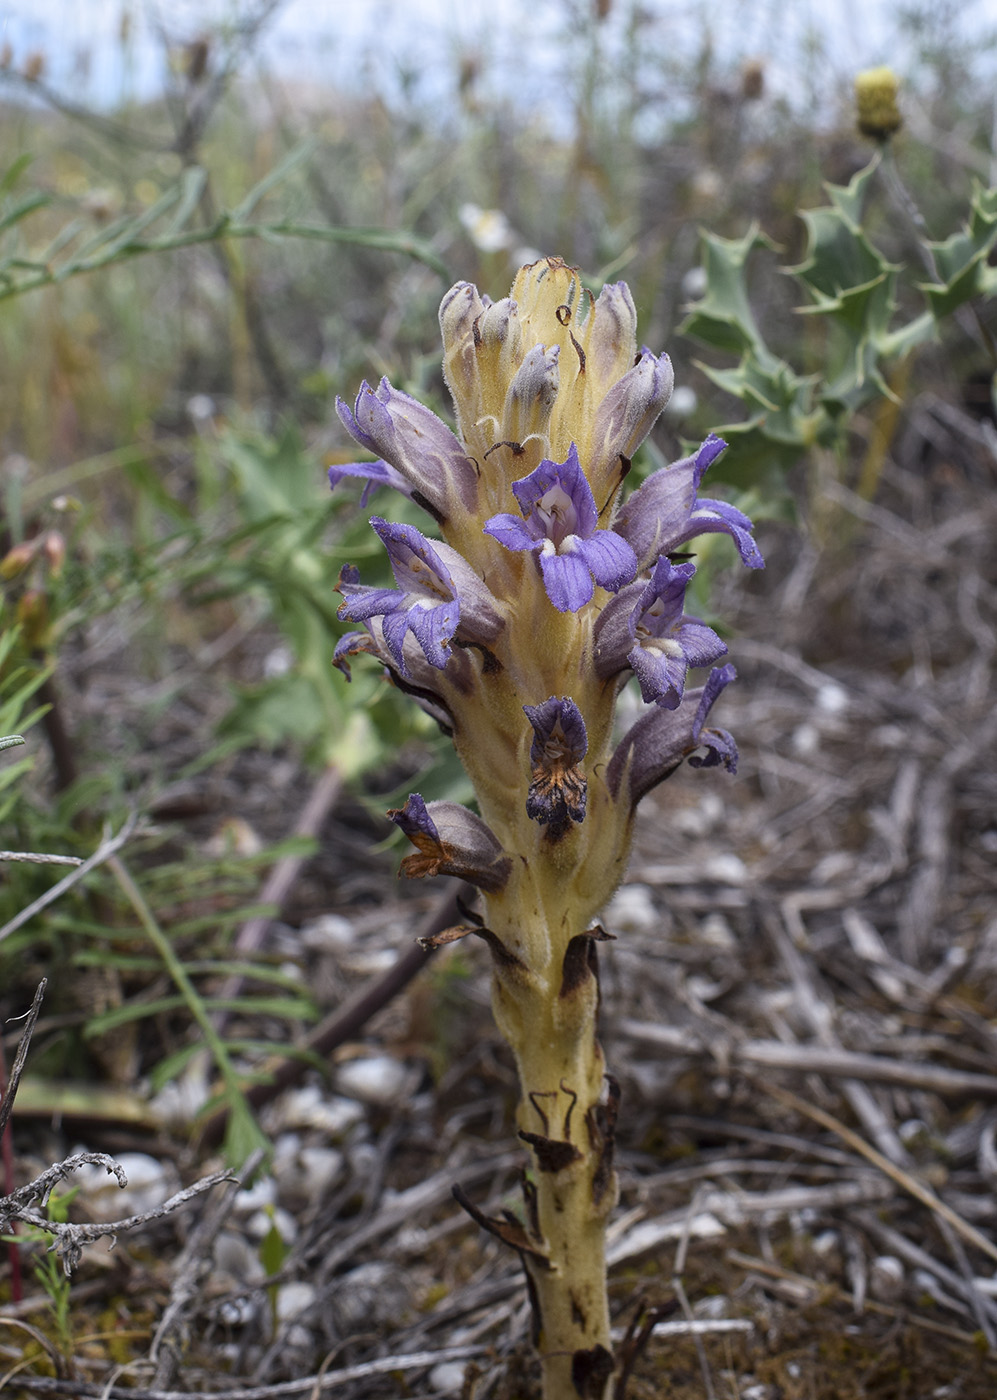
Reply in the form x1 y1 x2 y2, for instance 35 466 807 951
680 152 997 493
330 256 763 1400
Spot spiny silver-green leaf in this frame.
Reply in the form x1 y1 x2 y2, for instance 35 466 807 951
919 184 997 318
678 224 781 365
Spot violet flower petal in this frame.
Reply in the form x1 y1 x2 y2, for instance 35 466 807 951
338 519 460 676
511 443 597 539
332 629 381 680
406 600 459 671
616 434 764 571
523 696 588 837
538 547 594 612
483 512 541 551
608 664 737 806
622 556 727 707
388 793 512 893
486 444 637 611
572 529 639 593
328 458 412 508
337 378 480 522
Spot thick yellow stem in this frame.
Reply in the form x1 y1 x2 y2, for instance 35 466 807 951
486 896 619 1400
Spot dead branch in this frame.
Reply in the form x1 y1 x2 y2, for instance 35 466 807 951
2 1157 233 1275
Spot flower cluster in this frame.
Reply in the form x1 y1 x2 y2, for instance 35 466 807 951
331 257 762 899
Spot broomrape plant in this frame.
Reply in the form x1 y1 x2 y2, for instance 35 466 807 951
331 257 762 1400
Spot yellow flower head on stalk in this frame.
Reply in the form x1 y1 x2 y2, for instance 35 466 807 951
439 258 672 526
332 258 762 920
855 66 902 142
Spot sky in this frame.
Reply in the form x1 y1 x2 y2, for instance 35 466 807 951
1 0 997 130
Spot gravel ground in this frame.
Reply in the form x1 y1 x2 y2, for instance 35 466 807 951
2 390 997 1399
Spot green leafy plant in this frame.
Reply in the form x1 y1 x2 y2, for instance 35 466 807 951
680 152 997 493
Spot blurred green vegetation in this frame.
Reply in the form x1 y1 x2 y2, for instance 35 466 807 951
0 0 995 1161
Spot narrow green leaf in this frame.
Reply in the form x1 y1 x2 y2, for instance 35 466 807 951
0 191 50 234
165 165 208 235
0 153 34 196
229 139 316 223
84 996 187 1036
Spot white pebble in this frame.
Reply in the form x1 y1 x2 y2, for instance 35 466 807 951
812 1229 839 1257
682 266 708 300
245 1206 297 1244
149 1064 211 1128
605 884 658 933
791 722 819 756
665 385 698 419
693 1294 729 1319
704 853 747 884
300 913 356 951
213 1229 264 1284
336 1055 414 1107
429 1361 467 1394
870 1255 905 1302
274 1086 366 1136
698 912 736 950
816 683 849 715
217 1295 258 1327
233 1175 276 1214
273 1139 344 1201
72 1152 169 1222
276 1280 317 1323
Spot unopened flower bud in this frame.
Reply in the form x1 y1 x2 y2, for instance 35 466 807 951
16 589 51 649
0 541 36 580
43 531 66 578
855 67 902 142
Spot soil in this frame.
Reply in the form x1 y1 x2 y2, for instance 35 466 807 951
2 396 997 1399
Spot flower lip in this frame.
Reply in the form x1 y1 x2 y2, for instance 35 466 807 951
484 445 638 611
607 663 738 807
328 457 412 508
337 518 459 675
388 793 512 892
626 556 728 709
523 696 588 838
615 433 764 572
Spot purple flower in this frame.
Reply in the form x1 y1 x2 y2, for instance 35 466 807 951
607 664 738 809
523 696 588 837
615 435 764 572
332 627 383 680
327 457 411 508
484 445 638 611
337 518 459 676
626 558 728 709
388 793 512 893
688 665 739 771
336 378 480 523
